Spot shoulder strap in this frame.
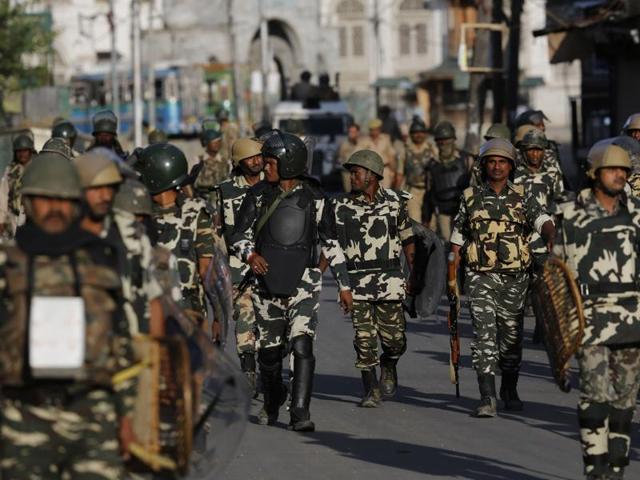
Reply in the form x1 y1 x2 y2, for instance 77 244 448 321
255 189 292 237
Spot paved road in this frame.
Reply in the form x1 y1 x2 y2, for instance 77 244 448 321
224 274 640 480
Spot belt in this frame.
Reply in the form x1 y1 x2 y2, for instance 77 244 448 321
579 282 640 297
347 258 401 272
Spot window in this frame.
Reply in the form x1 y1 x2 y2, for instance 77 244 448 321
399 23 411 55
416 23 427 54
352 25 364 56
339 26 348 57
337 0 364 15
399 0 424 10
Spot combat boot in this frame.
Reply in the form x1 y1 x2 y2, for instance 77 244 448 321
380 355 398 398
288 336 316 432
239 352 258 399
499 371 523 411
258 350 287 426
474 374 497 418
359 369 381 408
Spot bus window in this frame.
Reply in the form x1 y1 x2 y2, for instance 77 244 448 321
164 74 178 102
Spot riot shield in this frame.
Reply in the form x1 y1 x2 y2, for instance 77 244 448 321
204 243 234 349
403 221 446 318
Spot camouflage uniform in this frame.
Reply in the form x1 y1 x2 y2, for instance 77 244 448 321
0 240 135 480
0 163 27 236
212 174 260 356
333 188 414 370
233 181 350 350
450 182 552 374
194 152 231 202
152 193 215 320
397 139 435 222
558 188 640 478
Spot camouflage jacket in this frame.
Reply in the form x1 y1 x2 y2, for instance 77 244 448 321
232 180 350 291
628 172 640 197
152 194 215 317
106 210 163 334
559 188 640 346
211 174 258 285
398 140 436 188
513 156 564 212
451 182 552 273
194 153 231 198
333 188 415 301
0 238 135 416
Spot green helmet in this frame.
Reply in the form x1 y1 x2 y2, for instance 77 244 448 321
520 129 547 150
13 133 35 152
113 178 152 216
479 138 517 165
515 109 548 128
51 120 77 146
137 143 189 195
148 129 168 145
433 121 456 140
200 128 222 147
484 123 510 141
21 153 82 199
343 149 384 178
41 137 72 159
261 130 308 179
92 110 118 135
409 117 428 134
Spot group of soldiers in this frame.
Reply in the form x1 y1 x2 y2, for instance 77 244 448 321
1 104 640 480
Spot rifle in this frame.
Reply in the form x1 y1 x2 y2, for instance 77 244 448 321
233 270 254 302
447 251 461 398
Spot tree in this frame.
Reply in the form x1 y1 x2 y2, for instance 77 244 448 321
0 1 54 125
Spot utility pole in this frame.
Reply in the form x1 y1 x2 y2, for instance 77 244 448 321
132 0 143 146
147 0 156 131
259 0 270 123
490 0 504 123
227 0 244 132
505 0 524 127
371 0 381 113
109 0 119 128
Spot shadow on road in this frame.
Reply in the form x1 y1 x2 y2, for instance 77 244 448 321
301 430 573 480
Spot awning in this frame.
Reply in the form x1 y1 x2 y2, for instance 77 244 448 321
372 76 414 90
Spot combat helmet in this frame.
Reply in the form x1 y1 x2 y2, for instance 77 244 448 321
433 121 456 140
52 120 78 147
261 130 308 179
137 143 189 195
148 129 168 145
231 138 262 167
409 116 428 134
113 178 152 216
587 143 631 179
343 149 384 178
200 128 222 148
622 113 640 133
41 137 72 159
73 149 123 188
513 125 541 145
21 153 82 199
484 123 510 141
479 138 517 166
520 129 547 150
12 132 36 153
92 110 118 135
515 109 548 129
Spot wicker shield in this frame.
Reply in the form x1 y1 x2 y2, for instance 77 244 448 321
531 257 585 392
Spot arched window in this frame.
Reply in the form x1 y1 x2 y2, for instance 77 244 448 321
337 0 366 59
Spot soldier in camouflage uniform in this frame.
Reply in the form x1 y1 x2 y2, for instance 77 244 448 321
51 119 79 156
137 143 221 339
558 143 640 480
194 128 230 202
450 138 555 417
515 110 562 172
0 133 37 238
74 150 163 336
87 110 128 160
394 117 436 223
620 113 640 174
0 153 136 479
334 150 415 407
232 130 352 431
218 109 240 162
211 137 264 392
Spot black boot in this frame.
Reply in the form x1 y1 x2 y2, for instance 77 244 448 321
288 336 316 432
258 349 287 426
475 374 497 418
239 352 258 399
359 369 381 408
608 407 633 478
380 355 398 398
499 371 523 411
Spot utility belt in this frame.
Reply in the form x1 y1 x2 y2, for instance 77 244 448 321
579 282 640 298
347 258 401 272
2 382 105 407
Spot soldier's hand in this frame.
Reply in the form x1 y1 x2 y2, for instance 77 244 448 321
248 253 269 275
339 289 353 314
119 416 135 460
541 220 556 252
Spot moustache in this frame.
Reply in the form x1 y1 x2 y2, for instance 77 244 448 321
43 211 66 222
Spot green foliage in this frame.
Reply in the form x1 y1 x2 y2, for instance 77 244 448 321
0 1 54 91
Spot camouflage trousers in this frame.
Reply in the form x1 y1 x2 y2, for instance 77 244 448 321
350 300 407 370
234 285 257 355
0 388 124 479
467 270 529 375
576 345 640 477
251 268 321 350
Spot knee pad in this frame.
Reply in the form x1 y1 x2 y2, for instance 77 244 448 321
291 335 314 360
578 401 610 429
258 346 284 370
609 407 633 434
